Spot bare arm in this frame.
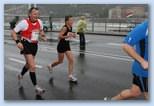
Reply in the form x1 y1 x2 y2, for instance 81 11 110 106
122 43 148 69
11 30 24 50
11 30 18 41
39 29 47 41
59 27 70 39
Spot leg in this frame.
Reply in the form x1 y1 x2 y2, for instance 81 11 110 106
142 77 148 100
79 32 82 47
80 32 85 50
82 33 86 50
25 54 45 94
51 53 65 67
65 51 77 82
24 54 37 86
79 32 83 50
20 55 29 76
112 84 141 100
18 55 29 86
65 51 74 76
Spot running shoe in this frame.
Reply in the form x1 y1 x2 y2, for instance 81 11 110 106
35 85 45 95
68 74 78 83
103 97 113 101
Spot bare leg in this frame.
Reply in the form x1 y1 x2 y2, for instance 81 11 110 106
25 54 37 86
51 53 64 67
112 84 141 100
25 54 45 94
65 51 74 76
19 55 29 77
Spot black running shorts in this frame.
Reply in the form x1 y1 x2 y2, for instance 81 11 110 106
57 41 71 53
20 39 38 56
133 74 148 92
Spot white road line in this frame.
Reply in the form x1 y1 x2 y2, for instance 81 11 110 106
4 64 19 72
39 45 130 58
106 43 122 46
8 58 43 69
6 41 132 62
40 46 130 59
40 47 133 62
75 52 132 62
41 47 133 61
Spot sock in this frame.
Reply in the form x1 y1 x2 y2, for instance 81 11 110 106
21 66 28 76
29 72 37 86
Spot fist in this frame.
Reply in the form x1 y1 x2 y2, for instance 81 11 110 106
141 60 148 70
42 37 47 41
17 42 24 50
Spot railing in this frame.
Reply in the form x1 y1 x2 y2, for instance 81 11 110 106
4 14 145 34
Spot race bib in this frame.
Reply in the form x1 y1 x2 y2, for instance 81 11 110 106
31 31 39 41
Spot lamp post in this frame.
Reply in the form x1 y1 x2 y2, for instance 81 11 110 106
49 11 53 31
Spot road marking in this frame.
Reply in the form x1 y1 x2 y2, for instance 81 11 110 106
5 40 132 62
40 47 132 62
75 51 132 62
8 58 43 69
39 45 130 58
4 64 19 72
106 43 122 46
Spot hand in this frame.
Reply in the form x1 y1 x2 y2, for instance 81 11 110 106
67 32 72 37
67 32 76 38
141 60 148 70
17 42 24 50
42 36 47 41
72 33 76 38
66 32 72 39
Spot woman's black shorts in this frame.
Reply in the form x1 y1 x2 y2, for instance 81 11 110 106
57 41 71 53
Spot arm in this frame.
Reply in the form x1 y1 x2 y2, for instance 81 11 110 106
38 19 47 41
39 29 47 41
11 29 18 41
122 43 148 70
11 29 24 50
59 27 72 39
11 20 27 50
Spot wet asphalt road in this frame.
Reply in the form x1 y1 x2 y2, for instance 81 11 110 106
4 32 145 100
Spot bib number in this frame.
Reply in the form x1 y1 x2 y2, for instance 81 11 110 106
31 31 39 41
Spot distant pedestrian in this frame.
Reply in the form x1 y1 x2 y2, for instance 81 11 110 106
77 16 87 51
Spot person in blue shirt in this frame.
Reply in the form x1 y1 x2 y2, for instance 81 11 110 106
104 20 148 100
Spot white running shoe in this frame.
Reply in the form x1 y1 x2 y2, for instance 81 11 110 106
68 74 78 83
35 85 45 95
104 97 114 101
47 64 53 73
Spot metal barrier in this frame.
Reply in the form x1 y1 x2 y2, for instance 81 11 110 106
4 14 145 34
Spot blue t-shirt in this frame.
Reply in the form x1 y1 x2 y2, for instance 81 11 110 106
124 20 148 77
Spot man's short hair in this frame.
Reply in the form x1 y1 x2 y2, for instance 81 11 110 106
28 7 39 14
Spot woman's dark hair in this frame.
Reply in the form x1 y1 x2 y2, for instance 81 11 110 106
28 7 39 17
65 15 72 22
